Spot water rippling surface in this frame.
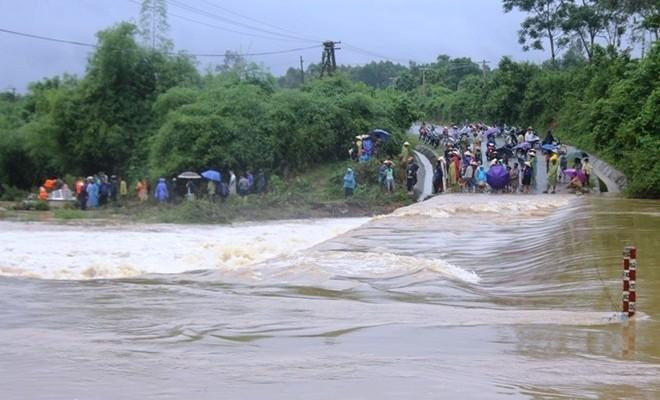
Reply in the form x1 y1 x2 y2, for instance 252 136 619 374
1 194 659 399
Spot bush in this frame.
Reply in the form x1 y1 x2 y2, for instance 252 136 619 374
12 199 49 211
142 200 229 224
0 184 27 201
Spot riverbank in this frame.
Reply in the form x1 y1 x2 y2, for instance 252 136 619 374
0 161 415 225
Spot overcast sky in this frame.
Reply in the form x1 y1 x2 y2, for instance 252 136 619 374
0 0 545 92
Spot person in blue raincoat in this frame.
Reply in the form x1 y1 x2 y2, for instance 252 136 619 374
475 163 488 192
343 168 356 197
154 178 169 203
86 177 99 209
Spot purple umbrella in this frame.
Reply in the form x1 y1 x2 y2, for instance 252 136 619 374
485 127 500 137
564 168 586 183
486 164 509 190
514 142 531 150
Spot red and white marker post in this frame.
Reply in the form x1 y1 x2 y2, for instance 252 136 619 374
622 246 637 318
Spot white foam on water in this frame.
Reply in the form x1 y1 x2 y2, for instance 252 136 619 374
0 218 369 280
226 250 480 285
383 193 574 220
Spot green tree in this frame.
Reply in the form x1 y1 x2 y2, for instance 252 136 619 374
139 0 172 51
503 0 570 63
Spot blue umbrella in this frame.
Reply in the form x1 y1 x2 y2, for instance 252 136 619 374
370 129 391 142
201 170 222 182
486 164 509 190
542 144 557 152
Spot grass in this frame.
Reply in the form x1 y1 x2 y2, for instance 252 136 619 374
52 208 107 220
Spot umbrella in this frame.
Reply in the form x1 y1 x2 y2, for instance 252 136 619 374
370 129 391 142
564 168 586 183
177 171 201 179
485 127 500 137
514 142 531 150
542 144 557 152
496 146 513 157
201 170 222 182
486 164 509 190
566 150 587 162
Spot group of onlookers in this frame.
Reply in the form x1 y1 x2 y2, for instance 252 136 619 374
37 169 269 210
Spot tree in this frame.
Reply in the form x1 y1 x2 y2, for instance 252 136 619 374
562 0 603 61
624 0 659 44
598 0 631 49
503 0 570 63
139 0 172 51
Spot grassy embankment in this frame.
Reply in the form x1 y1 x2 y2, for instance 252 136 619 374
0 161 413 224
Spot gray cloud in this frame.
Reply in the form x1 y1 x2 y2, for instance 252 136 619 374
0 0 544 91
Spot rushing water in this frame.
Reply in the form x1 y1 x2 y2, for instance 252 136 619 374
1 195 659 399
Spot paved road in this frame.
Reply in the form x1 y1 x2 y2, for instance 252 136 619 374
413 150 433 201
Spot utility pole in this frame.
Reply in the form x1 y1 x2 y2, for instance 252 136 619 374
299 56 305 85
320 41 341 78
481 60 490 84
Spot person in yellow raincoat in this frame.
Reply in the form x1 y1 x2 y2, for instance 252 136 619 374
448 151 460 190
119 178 128 203
400 142 411 167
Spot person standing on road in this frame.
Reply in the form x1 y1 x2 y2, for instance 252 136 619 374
521 162 532 194
544 158 559 194
582 158 593 189
433 157 446 194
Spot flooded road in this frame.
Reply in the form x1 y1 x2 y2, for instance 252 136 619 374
1 195 659 399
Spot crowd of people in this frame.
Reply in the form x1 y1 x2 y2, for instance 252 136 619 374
419 122 595 195
37 169 269 210
342 123 598 200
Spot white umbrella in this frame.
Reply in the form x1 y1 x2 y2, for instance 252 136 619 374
177 171 202 179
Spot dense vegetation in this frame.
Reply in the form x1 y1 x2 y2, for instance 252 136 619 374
281 1 660 197
0 0 658 199
0 23 417 194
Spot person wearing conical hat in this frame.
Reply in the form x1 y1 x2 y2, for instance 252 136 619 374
384 160 395 194
400 141 411 165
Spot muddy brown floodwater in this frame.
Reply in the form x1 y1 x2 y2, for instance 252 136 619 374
1 194 658 399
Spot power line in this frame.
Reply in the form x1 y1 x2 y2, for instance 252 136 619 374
195 0 322 42
126 0 303 43
0 26 320 58
0 28 96 48
164 0 317 43
192 44 320 58
342 42 409 64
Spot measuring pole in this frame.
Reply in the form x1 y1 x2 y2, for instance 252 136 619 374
622 246 637 318
299 56 305 85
